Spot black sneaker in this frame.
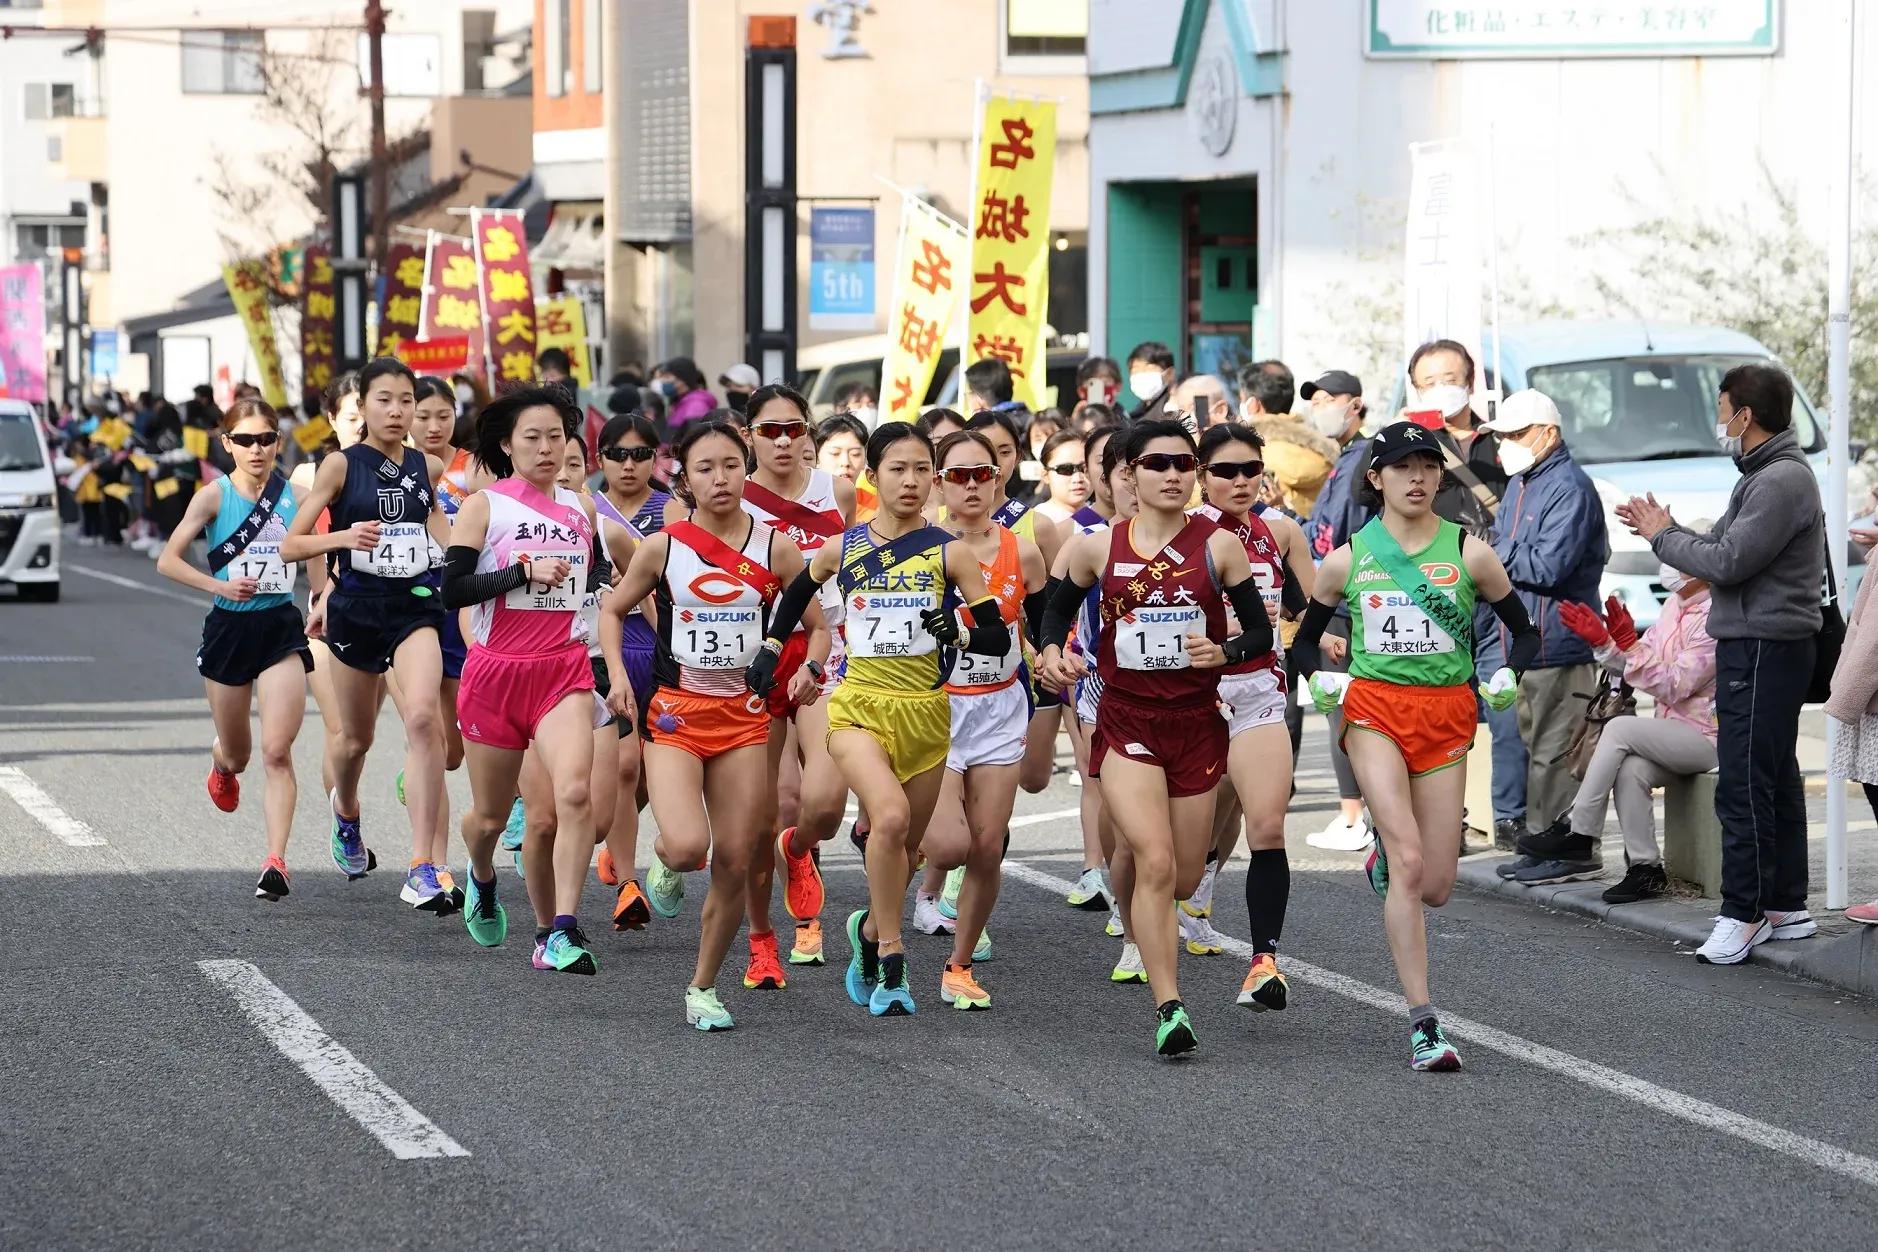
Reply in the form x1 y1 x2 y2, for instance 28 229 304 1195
1496 855 1537 880
1492 818 1524 851
1512 857 1603 885
1602 861 1668 904
1515 815 1582 859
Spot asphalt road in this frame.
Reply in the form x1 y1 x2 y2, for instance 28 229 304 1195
5 546 1878 1250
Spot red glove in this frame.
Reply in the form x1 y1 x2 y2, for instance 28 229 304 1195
1604 595 1639 651
1558 599 1610 647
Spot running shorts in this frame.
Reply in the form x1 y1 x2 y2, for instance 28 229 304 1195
1340 678 1477 777
197 603 313 688
1091 692 1227 799
1219 667 1287 739
1074 671 1103 727
440 606 468 680
946 682 1029 773
457 643 593 751
764 633 843 719
827 682 950 783
620 616 659 715
590 654 625 735
324 589 445 675
641 686 771 759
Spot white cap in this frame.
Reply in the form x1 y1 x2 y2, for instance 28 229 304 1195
1481 389 1560 434
719 362 761 389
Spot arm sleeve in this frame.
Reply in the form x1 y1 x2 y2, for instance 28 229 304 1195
1040 574 1094 652
443 544 527 609
1279 558 1308 616
962 596 1012 656
1488 591 1541 675
587 529 612 593
1220 578 1276 664
763 568 821 644
1288 599 1336 680
1024 580 1054 644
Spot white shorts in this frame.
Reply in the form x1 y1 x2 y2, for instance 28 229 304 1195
1074 668 1104 727
946 683 1030 773
1219 667 1287 739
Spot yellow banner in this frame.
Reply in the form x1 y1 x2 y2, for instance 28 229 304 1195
103 482 133 501
880 197 969 425
293 414 333 454
965 93 1056 411
536 296 593 389
183 427 210 459
152 477 181 500
222 260 289 409
93 418 132 450
129 454 157 474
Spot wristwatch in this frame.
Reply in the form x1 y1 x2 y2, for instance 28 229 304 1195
805 659 825 682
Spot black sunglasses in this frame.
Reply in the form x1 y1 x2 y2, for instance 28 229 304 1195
1203 460 1264 481
1047 461 1085 476
225 431 280 449
1132 452 1197 473
603 445 657 463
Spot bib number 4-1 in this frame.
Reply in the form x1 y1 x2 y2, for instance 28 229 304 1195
1360 590 1455 655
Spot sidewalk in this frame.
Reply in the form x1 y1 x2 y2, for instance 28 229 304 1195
1456 710 1878 998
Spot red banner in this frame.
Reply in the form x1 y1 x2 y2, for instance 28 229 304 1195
470 208 537 390
376 241 424 359
300 245 336 403
420 234 485 377
395 336 471 375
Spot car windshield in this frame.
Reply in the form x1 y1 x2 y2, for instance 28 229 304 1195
0 411 47 472
1525 354 1824 466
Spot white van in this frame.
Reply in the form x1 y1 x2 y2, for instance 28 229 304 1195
0 399 62 602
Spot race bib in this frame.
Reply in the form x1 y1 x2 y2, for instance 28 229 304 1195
848 592 937 659
673 605 762 669
1360 590 1456 655
230 541 293 595
1226 564 1281 634
1115 605 1203 671
948 622 1019 686
505 547 589 613
353 522 430 579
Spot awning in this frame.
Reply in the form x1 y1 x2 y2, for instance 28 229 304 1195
532 201 605 272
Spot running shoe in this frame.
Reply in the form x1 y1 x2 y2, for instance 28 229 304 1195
207 756 240 813
1179 860 1218 918
645 855 684 919
1410 1019 1462 1071
434 867 464 910
1236 952 1288 1012
1066 866 1109 911
1365 828 1389 898
940 963 991 1011
846 819 869 855
612 879 651 931
463 873 507 947
596 846 620 887
1180 911 1224 956
972 927 993 963
328 789 372 879
1155 1001 1198 1057
790 919 826 965
533 925 599 975
685 985 734 1032
1110 941 1148 984
254 855 290 902
394 768 405 807
843 909 878 1005
777 828 825 920
499 796 526 851
400 862 452 913
1306 813 1371 852
512 845 526 880
743 931 788 990
912 893 955 936
938 865 964 921
1695 915 1771 964
1764 908 1819 940
868 954 916 1017
1105 902 1124 937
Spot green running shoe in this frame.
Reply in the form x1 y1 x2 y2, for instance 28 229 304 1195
1155 1001 1198 1057
1410 1019 1462 1072
532 925 598 975
394 768 405 807
1365 830 1389 899
685 985 735 1032
972 926 993 963
645 855 684 918
938 865 963 920
462 873 507 947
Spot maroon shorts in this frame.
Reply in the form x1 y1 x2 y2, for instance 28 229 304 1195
764 632 809 720
457 643 594 751
1090 692 1228 799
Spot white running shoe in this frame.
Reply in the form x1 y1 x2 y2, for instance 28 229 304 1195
1764 908 1818 940
1307 813 1372 852
1110 941 1147 983
1695 915 1771 965
1104 900 1124 937
912 893 956 935
1179 860 1218 918
1066 866 1109 910
1180 911 1224 955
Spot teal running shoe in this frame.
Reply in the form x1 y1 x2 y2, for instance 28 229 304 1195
684 985 734 1032
328 788 373 879
1155 1001 1198 1057
1366 829 1389 898
843 909 878 1006
1410 1019 1462 1072
532 925 598 975
513 845 525 880
645 855 684 919
868 953 915 1017
938 865 964 920
463 873 507 947
972 927 993 963
499 796 525 851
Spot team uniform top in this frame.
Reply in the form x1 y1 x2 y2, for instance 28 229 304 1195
653 518 779 698
1194 502 1285 683
206 475 301 613
1094 515 1227 709
465 477 595 656
743 469 845 629
594 488 671 539
327 443 438 596
835 523 950 693
436 448 472 517
943 525 1026 696
1345 519 1477 688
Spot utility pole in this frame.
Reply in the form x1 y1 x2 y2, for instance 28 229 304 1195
366 0 389 270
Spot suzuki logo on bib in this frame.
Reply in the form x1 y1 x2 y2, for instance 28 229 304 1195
689 572 747 605
377 487 407 523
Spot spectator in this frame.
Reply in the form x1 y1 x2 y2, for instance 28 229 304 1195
1236 359 1296 421
609 364 646 388
962 357 1030 423
638 384 669 433
1510 530 1718 897
1618 362 1824 964
1169 373 1233 431
1301 369 1371 559
831 379 878 427
1069 401 1121 439
1241 362 1337 518
1075 355 1123 408
1025 407 1063 459
1124 341 1176 420
719 362 761 415
538 347 573 385
652 356 717 428
1400 338 1505 526
1827 503 1878 926
606 381 642 417
451 372 490 420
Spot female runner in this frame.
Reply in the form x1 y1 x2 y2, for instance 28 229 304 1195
1290 421 1537 1071
1031 428 1091 529
282 358 451 891
158 397 320 899
1038 419 1274 1057
746 422 1006 1018
601 419 823 1029
1061 424 1124 918
443 386 607 975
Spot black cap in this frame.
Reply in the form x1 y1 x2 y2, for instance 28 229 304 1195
1367 420 1447 469
1299 369 1362 400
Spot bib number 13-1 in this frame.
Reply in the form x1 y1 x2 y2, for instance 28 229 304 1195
1115 605 1203 670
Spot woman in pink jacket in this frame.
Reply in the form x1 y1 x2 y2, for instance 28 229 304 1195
1824 503 1878 926
1503 544 1719 903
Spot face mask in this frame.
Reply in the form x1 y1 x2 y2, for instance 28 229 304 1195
848 405 878 428
1498 437 1536 477
1418 383 1471 420
1129 371 1165 401
654 380 677 399
1310 401 1351 439
1716 410 1745 457
725 390 751 412
454 384 475 405
1659 564 1689 594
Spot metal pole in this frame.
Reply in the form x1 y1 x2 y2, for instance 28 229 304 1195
366 0 390 271
1824 0 1857 912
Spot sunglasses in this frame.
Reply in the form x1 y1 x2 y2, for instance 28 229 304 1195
1203 460 1264 481
225 431 280 449
1132 452 1197 473
939 464 999 485
751 420 808 440
1047 462 1085 476
602 445 657 463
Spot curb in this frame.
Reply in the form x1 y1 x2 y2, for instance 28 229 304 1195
1456 856 1878 999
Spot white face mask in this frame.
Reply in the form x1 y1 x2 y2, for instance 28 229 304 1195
1310 400 1351 439
1716 409 1746 457
454 384 475 405
848 405 878 428
1129 370 1166 402
1418 383 1471 419
1499 431 1545 476
1659 564 1689 594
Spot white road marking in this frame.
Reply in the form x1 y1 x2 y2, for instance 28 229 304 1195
1009 807 1081 830
197 959 469 1160
0 766 106 847
1001 860 1878 1191
0 655 96 663
65 562 210 607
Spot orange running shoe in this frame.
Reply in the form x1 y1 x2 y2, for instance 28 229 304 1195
1236 952 1289 1012
207 760 240 813
612 879 651 931
743 930 788 990
596 845 620 887
788 919 825 965
777 828 824 920
940 963 991 1011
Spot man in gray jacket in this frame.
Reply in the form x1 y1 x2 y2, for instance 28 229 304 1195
1618 363 1824 966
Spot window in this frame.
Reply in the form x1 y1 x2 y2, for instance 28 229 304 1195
22 82 77 120
544 0 570 97
1002 0 1086 66
356 32 442 96
582 0 602 93
181 30 264 94
462 9 496 92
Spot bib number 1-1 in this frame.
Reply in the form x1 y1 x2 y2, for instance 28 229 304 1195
1115 605 1203 671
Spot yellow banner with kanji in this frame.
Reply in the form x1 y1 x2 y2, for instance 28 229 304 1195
222 260 289 409
536 296 593 388
880 196 969 425
965 92 1056 411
